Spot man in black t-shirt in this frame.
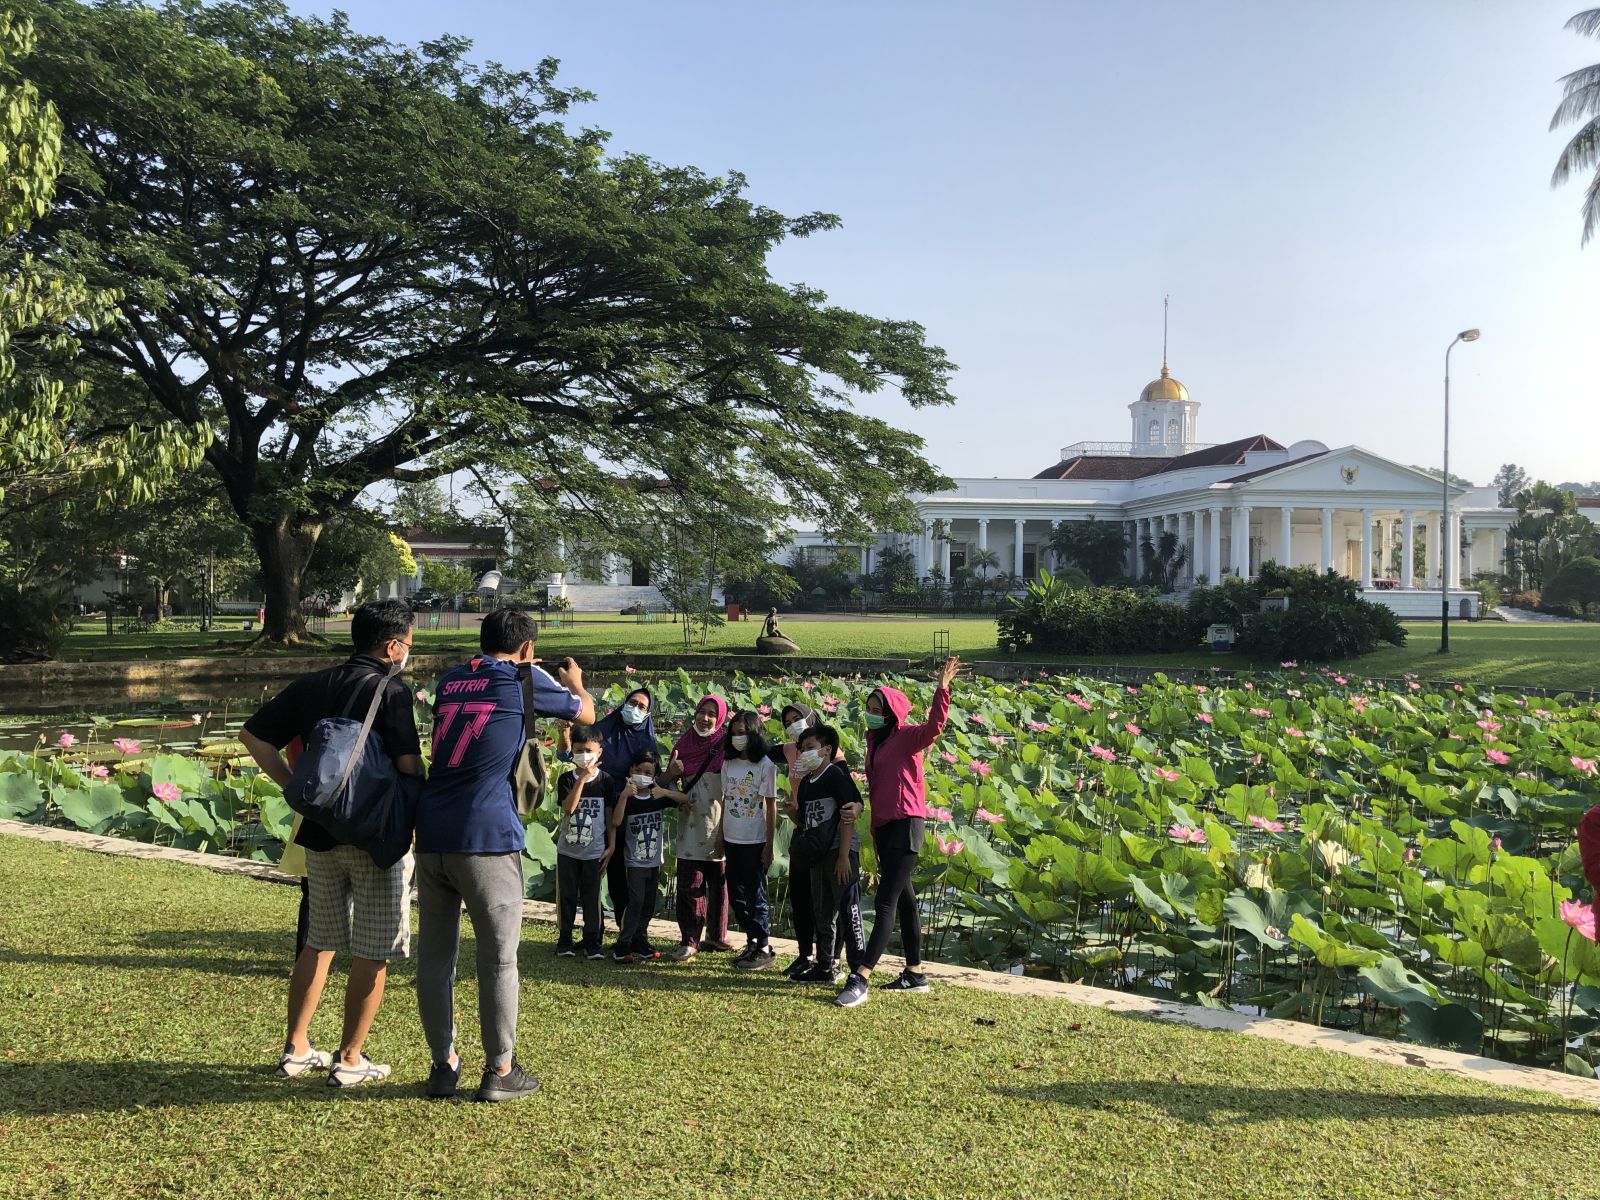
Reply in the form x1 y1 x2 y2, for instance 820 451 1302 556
241 600 423 1089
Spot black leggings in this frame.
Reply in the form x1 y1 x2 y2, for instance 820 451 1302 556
863 819 922 970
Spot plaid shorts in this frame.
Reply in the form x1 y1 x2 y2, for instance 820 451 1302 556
304 845 413 961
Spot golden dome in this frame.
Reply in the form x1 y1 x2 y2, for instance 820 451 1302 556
1139 365 1189 403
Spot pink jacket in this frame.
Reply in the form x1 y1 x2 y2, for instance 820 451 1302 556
863 685 950 828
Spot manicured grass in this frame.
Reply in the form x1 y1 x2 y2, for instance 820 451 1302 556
52 616 1600 692
1 836 1594 1200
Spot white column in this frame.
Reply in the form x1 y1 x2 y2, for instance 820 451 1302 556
859 545 870 577
921 519 935 578
1207 507 1223 582
1012 519 1025 578
1447 511 1462 589
1359 508 1374 588
940 529 952 579
977 518 989 552
1178 511 1192 583
1320 507 1334 574
1424 513 1438 585
1131 518 1144 578
1379 517 1393 579
552 534 567 586
1400 512 1415 589
1279 506 1293 567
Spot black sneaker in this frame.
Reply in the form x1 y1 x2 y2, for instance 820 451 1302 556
584 947 606 961
731 944 757 966
475 1060 542 1103
555 943 578 958
798 961 841 984
884 969 931 993
735 946 776 971
783 956 815 980
612 946 634 962
834 972 869 1008
426 1059 460 1100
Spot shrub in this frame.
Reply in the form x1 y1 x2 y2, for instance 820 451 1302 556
0 588 66 662
1508 591 1540 610
1544 557 1600 616
1473 578 1499 611
1187 564 1405 661
1000 575 1202 654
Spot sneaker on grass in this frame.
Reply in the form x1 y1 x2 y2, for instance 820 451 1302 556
327 1054 391 1089
883 969 931 993
275 1044 332 1080
702 939 737 953
735 946 776 971
796 961 842 984
666 943 697 962
427 1059 460 1100
584 947 607 961
476 1060 542 1103
834 972 870 1008
555 943 578 958
783 956 815 980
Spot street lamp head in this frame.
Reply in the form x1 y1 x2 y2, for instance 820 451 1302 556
1458 329 1481 342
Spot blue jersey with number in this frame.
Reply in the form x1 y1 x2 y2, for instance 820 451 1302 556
414 656 580 855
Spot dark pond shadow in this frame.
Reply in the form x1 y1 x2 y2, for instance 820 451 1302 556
992 1079 1583 1123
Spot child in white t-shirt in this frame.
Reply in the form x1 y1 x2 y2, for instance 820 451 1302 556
718 710 779 970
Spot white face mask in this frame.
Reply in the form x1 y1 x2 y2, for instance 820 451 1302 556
786 718 809 739
390 650 410 675
572 751 598 769
620 704 648 727
629 774 656 791
730 735 749 751
695 717 718 735
794 748 823 774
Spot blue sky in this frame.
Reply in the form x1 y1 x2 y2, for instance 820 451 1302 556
290 0 1600 488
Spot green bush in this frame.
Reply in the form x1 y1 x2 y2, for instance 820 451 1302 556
1186 564 1406 661
1545 557 1600 617
0 588 66 662
1000 573 1202 654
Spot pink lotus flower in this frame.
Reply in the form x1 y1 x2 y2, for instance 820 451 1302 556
801 681 815 692
1285 727 1304 738
1280 660 1298 669
1195 685 1208 694
112 738 141 755
1248 814 1285 833
1483 733 1498 743
1126 686 1139 695
1088 744 1116 763
87 764 110 780
1243 681 1254 690
1027 720 1051 732
971 761 993 777
1065 693 1092 711
1197 713 1214 725
1249 708 1271 718
969 713 988 725
415 689 428 703
1408 681 1421 691
1454 683 1464 693
936 836 965 856
940 752 959 765
1334 676 1347 686
987 735 1008 746
57 732 76 748
1168 824 1207 844
820 694 841 707
1561 900 1597 941
1153 767 1180 783
1123 723 1142 737
975 807 1004 824
850 771 867 783
151 782 180 804
1536 709 1552 719
1573 757 1598 775
1486 749 1510 765
927 805 954 823
1490 837 1503 852
1252 753 1263 765
757 704 773 717
625 664 636 674
1476 719 1501 732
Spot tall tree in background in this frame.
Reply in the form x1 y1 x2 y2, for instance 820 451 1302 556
1492 463 1529 509
22 0 952 643
1049 518 1129 585
1552 8 1600 245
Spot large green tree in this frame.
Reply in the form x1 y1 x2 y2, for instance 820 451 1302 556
22 0 953 643
1050 518 1130 585
1552 8 1600 245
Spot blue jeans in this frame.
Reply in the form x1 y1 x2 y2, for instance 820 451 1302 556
724 841 770 946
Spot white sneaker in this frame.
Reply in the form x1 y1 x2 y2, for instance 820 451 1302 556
275 1045 333 1079
327 1054 391 1089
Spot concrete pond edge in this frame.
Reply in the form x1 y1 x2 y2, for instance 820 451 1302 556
6 817 1599 1107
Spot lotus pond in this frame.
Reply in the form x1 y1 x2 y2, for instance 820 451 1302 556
5 665 1600 1074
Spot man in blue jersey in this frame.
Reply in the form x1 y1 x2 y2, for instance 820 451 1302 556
413 607 594 1102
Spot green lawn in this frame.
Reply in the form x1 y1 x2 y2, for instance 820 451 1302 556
53 616 1600 692
1 836 1595 1200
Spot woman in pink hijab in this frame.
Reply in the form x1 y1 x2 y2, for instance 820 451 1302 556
665 694 733 959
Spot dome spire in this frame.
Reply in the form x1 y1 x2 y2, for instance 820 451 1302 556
1162 293 1169 376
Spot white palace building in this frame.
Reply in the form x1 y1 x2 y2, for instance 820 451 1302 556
803 357 1516 619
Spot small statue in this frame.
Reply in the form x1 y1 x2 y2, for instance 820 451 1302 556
756 607 798 656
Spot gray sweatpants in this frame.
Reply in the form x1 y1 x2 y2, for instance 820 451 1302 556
415 851 524 1070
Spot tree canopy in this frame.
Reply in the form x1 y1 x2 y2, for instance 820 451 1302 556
1551 7 1600 245
22 0 955 641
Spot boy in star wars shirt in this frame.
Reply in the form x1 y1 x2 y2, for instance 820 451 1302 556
554 725 618 959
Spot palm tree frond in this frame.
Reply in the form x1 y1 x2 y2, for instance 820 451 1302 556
1550 75 1600 128
1552 120 1600 186
1566 7 1600 37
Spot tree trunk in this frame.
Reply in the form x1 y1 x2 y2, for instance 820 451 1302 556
250 517 323 644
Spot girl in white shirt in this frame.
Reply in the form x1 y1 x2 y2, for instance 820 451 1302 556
718 710 779 969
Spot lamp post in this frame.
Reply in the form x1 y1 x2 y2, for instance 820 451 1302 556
1440 328 1480 653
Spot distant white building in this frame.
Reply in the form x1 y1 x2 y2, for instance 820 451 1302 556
798 358 1520 618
